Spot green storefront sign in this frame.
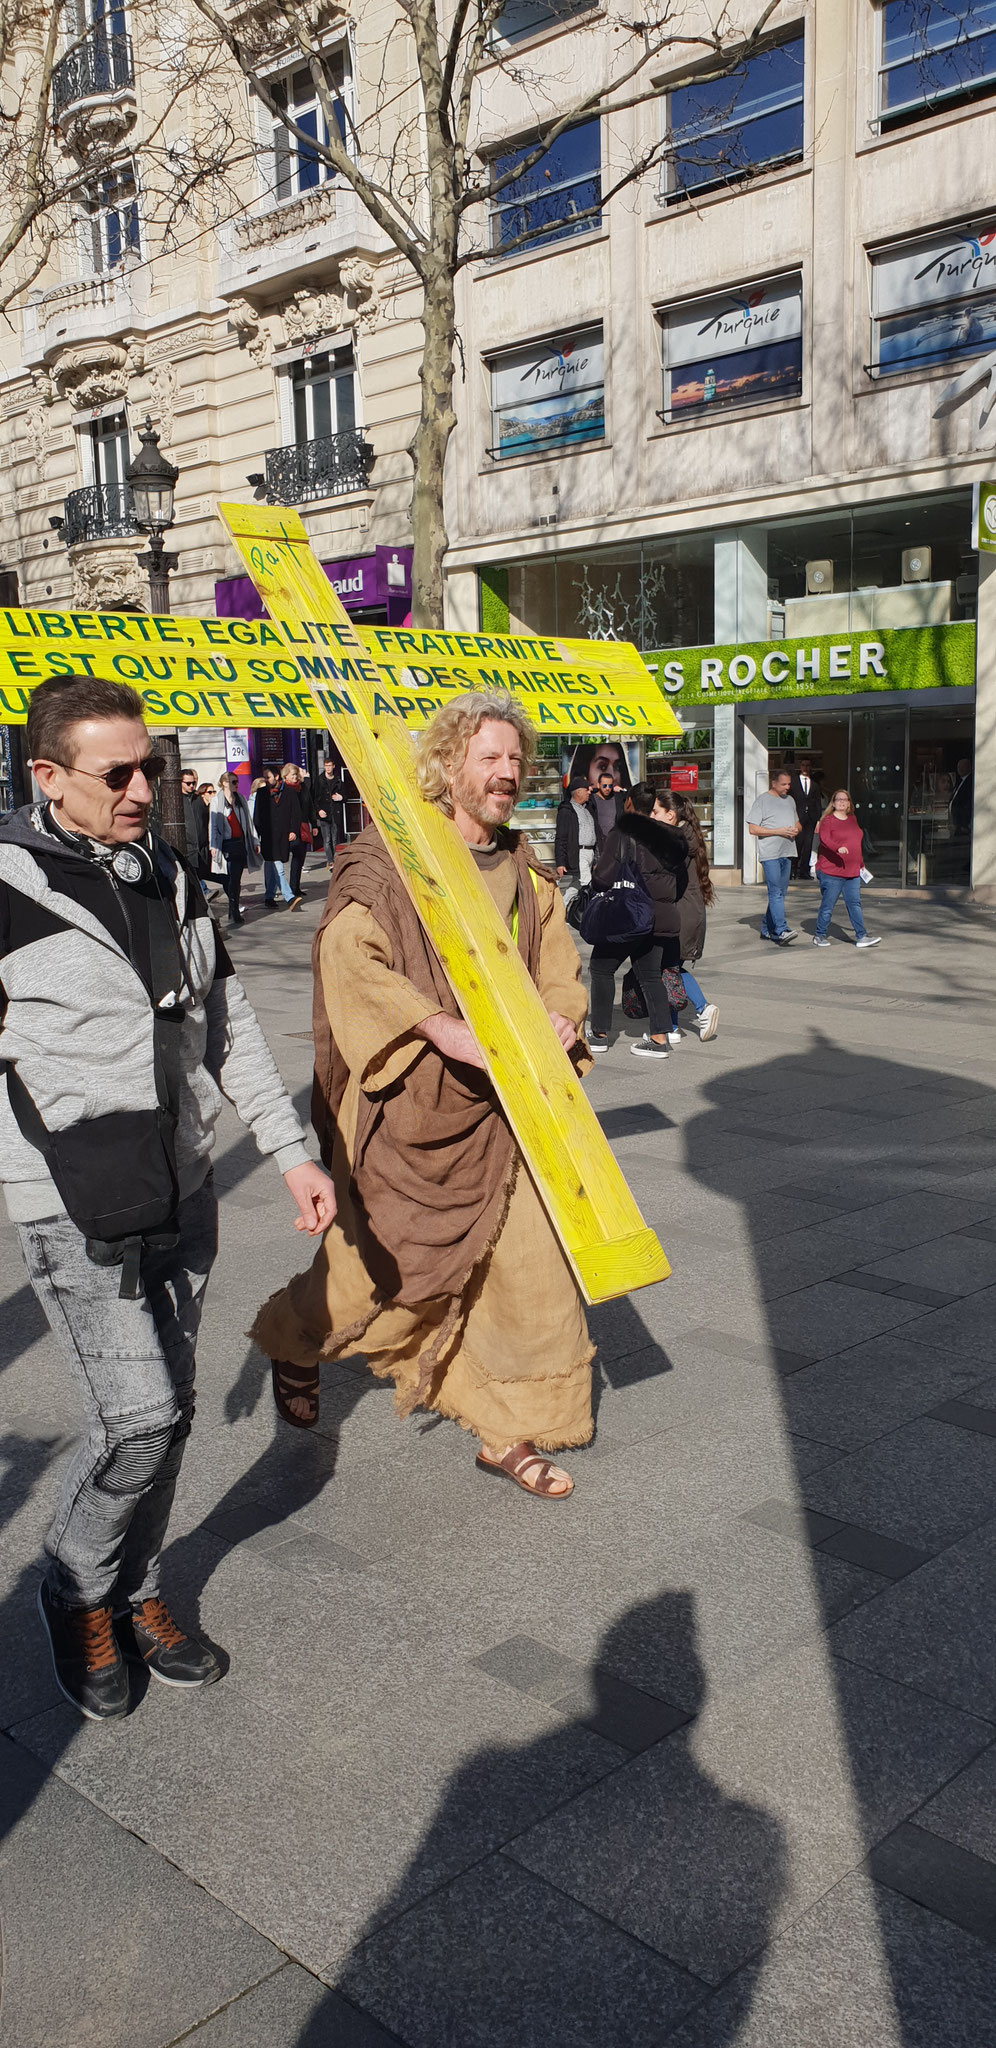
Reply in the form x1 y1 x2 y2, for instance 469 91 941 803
646 622 975 709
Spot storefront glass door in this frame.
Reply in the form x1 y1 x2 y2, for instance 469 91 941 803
770 704 975 888
906 709 974 886
849 709 908 886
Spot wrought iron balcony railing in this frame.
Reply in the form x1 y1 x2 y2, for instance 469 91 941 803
260 430 374 506
59 483 136 547
52 26 134 117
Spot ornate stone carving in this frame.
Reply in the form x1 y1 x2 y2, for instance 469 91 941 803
340 257 381 330
280 262 380 348
22 371 56 467
146 359 179 440
69 544 147 611
226 297 271 369
147 326 213 359
235 182 338 250
51 341 131 408
282 286 345 345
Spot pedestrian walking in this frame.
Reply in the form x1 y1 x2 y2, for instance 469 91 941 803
314 756 346 867
748 767 801 945
280 763 309 904
811 789 882 948
180 766 207 874
654 791 720 1041
587 780 687 1058
0 674 334 1721
208 772 259 925
555 775 596 901
252 766 296 907
252 690 592 1501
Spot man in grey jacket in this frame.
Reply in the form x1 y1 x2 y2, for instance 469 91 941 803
0 674 335 1721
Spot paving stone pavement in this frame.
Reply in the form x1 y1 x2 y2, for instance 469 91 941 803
2 866 996 2046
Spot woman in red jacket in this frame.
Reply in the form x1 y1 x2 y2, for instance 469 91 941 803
811 789 881 949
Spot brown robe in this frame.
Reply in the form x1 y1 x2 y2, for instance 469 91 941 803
251 823 594 1450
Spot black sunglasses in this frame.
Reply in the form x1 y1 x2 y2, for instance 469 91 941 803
66 755 167 793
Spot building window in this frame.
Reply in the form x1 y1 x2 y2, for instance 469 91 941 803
660 276 803 418
288 346 357 443
879 1 996 127
489 327 604 459
491 0 591 45
490 120 601 254
78 163 139 271
271 51 348 201
664 29 804 197
871 219 996 373
75 407 128 495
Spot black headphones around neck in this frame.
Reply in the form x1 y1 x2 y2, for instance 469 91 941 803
40 803 155 884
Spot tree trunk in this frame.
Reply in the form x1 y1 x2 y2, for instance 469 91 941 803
409 266 458 629
156 731 187 857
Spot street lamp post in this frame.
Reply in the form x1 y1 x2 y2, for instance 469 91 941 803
126 418 185 852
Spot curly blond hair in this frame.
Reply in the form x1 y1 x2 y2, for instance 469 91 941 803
414 691 537 815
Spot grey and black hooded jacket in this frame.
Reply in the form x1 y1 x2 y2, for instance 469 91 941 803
0 805 309 1224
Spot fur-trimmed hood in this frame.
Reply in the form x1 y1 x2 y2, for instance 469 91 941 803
615 809 687 869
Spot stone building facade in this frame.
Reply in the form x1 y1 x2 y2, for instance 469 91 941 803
443 0 996 895
0 0 423 784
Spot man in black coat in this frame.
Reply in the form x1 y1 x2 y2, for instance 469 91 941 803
787 757 822 878
181 767 207 871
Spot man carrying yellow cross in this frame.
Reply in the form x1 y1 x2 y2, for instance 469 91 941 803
253 690 596 1500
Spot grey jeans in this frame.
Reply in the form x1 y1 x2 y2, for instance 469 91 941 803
18 1177 218 1611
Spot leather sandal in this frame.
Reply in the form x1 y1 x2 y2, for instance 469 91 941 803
475 1440 574 1498
271 1358 320 1430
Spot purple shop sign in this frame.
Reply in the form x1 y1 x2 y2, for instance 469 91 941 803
215 544 412 626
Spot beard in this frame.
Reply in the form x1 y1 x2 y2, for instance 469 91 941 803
451 767 518 830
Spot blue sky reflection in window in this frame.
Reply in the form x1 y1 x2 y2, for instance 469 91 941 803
668 32 804 195
492 0 590 43
880 1 996 120
491 121 600 253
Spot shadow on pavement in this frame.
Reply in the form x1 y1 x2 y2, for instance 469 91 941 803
2 1024 993 2045
293 1035 995 2045
296 1592 786 2048
675 1037 996 2044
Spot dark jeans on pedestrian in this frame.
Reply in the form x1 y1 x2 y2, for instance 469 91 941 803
18 1177 218 1611
289 843 306 896
319 819 339 865
589 937 672 1038
760 857 792 939
223 848 247 921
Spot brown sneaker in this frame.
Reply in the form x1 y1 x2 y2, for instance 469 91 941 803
116 1597 222 1689
38 1582 130 1720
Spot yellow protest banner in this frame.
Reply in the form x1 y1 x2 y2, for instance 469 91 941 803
219 500 670 1306
0 604 677 738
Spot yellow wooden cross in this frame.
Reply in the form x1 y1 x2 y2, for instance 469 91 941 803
219 501 671 1304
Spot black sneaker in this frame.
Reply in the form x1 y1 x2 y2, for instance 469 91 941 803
117 1598 223 1688
38 1581 130 1721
